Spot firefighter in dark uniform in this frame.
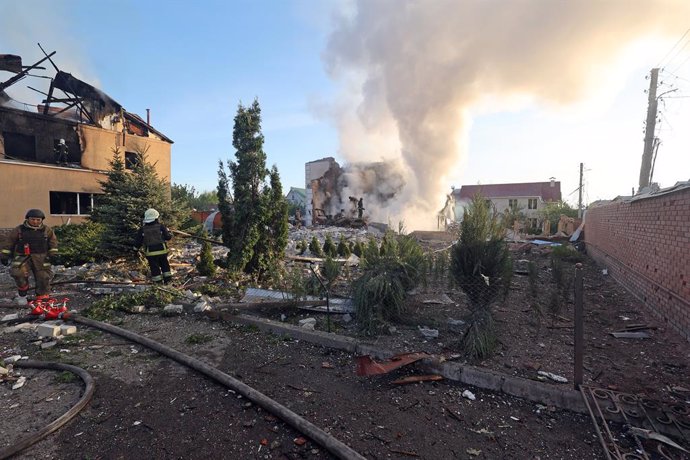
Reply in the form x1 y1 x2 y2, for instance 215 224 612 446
134 208 173 284
0 209 58 305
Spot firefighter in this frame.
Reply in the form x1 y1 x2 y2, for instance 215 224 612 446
0 209 59 305
134 208 173 284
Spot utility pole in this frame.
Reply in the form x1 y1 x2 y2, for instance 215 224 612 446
578 162 583 218
638 68 659 191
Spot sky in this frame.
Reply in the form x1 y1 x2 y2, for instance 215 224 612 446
2 0 690 230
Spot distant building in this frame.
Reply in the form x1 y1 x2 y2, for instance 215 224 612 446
0 52 172 230
285 187 306 209
452 179 561 230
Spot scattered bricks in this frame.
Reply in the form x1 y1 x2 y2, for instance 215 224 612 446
3 355 22 363
60 324 77 335
37 323 61 337
0 366 8 375
163 304 184 315
2 313 19 322
193 301 210 313
41 341 58 349
130 305 145 313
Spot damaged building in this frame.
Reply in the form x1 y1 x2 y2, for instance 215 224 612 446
304 157 405 227
0 50 172 230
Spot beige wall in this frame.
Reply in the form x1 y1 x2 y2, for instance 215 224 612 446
0 160 104 227
79 124 171 181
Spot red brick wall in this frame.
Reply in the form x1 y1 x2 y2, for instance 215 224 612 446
585 188 690 341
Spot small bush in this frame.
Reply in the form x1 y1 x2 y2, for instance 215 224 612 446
185 333 213 345
321 256 341 287
352 241 364 258
82 287 177 320
353 232 424 335
337 236 351 257
52 222 106 267
309 236 323 257
54 371 77 383
297 239 308 255
323 234 337 258
551 245 585 263
196 230 216 277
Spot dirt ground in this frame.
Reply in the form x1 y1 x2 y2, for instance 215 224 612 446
1 241 689 459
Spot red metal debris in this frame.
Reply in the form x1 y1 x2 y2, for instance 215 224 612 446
355 352 431 376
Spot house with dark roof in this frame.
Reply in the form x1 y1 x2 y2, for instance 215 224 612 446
452 179 562 230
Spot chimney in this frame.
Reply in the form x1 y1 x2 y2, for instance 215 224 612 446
549 177 555 187
146 108 150 125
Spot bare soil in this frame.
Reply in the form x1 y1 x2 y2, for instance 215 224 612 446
1 242 689 460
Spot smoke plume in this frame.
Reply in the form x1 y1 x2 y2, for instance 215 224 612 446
324 0 690 230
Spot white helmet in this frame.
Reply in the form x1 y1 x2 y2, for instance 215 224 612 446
143 208 160 223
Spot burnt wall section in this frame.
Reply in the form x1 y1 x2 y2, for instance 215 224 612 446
585 187 690 341
0 106 80 165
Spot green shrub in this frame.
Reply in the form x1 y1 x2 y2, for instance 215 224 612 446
196 230 216 277
82 287 176 320
551 244 585 263
309 236 323 257
337 236 351 257
52 222 106 267
323 234 337 258
352 232 424 335
449 194 512 358
352 241 364 258
321 256 341 287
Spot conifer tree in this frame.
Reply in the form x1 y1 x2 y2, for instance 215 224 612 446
196 229 216 276
337 236 351 257
309 236 323 257
323 234 337 258
217 99 288 275
91 148 181 257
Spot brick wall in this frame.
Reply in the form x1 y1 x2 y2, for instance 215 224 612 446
585 187 690 341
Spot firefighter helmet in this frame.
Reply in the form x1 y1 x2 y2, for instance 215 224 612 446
143 208 160 223
25 209 46 219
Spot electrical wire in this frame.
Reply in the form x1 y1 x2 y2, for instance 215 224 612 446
657 27 690 68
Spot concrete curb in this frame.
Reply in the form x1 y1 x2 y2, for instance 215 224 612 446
204 310 587 414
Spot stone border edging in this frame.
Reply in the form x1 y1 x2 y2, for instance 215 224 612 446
204 310 588 414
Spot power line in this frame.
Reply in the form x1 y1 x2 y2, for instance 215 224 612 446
657 27 690 68
669 52 690 74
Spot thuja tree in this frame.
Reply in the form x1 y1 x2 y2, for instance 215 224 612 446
91 148 185 257
449 193 512 358
217 99 288 275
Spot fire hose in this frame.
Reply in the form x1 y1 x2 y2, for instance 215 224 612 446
59 312 366 460
0 361 95 460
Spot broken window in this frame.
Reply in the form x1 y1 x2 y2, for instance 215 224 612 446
528 198 538 210
49 191 95 215
508 199 518 209
125 151 140 170
2 131 36 161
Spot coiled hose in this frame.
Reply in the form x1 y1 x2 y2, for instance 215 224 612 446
65 313 366 460
0 361 95 459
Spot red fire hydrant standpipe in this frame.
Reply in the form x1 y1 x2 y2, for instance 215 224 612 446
0 361 95 460
63 313 367 460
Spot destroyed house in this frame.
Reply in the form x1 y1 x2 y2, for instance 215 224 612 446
453 180 561 229
0 52 173 230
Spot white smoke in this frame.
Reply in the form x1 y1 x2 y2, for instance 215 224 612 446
324 0 690 230
0 3 97 107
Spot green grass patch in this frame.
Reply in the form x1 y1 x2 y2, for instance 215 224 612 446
185 333 213 345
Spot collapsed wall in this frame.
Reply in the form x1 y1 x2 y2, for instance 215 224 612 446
584 185 690 341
